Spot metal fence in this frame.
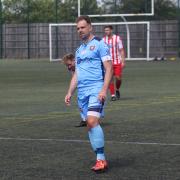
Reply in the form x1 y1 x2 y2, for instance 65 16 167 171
0 20 178 59
150 20 178 58
1 23 49 59
0 0 179 59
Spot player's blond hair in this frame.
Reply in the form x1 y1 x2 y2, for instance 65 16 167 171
62 53 74 63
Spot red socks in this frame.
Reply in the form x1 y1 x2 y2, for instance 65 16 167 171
109 80 122 96
116 80 122 90
109 83 115 96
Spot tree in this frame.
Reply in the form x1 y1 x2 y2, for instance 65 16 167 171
2 0 101 23
80 0 101 16
28 0 55 23
3 0 55 23
120 0 177 20
153 0 177 20
3 0 27 23
58 0 78 22
2 0 179 23
118 0 151 14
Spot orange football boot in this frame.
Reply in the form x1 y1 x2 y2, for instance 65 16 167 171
91 160 108 172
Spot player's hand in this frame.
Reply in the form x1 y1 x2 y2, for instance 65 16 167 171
65 93 72 106
98 90 107 103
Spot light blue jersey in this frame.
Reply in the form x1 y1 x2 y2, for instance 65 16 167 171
75 36 111 89
75 36 111 119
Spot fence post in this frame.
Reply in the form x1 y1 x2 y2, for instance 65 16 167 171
0 0 2 59
178 0 180 57
114 0 118 34
27 0 30 59
178 23 180 57
55 0 59 59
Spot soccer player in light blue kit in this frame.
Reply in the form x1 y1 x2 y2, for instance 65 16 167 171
65 16 113 172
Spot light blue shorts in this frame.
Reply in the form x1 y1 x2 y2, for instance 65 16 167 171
77 84 105 120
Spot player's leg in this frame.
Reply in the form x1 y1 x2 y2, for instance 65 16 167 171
87 91 108 172
115 75 122 99
75 111 87 127
76 93 88 127
114 64 123 99
87 116 108 172
109 66 116 101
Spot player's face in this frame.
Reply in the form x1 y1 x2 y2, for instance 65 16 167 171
65 59 75 71
104 28 113 37
77 20 92 41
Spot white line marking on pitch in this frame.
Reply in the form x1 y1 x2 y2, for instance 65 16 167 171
0 137 180 146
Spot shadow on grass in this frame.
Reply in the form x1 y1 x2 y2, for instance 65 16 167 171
108 156 135 170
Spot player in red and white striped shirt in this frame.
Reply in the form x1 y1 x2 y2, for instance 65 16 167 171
103 25 125 101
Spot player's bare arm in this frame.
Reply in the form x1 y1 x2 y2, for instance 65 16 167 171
65 72 77 106
120 48 126 68
98 60 113 102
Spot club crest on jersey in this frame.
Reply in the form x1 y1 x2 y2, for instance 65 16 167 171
90 45 95 51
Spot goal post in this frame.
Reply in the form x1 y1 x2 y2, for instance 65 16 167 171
78 0 154 17
49 21 153 62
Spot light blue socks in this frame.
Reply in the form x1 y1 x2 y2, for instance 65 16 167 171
88 125 105 160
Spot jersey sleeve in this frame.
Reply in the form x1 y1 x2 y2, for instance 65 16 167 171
118 36 123 49
99 40 112 62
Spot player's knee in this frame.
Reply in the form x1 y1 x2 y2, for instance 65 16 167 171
87 116 99 129
115 76 121 80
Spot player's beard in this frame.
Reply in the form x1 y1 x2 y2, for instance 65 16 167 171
80 32 91 41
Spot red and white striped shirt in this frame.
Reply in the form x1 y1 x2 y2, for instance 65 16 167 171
103 34 124 65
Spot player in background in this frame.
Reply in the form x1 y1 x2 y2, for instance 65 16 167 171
65 16 113 172
62 53 87 127
62 53 75 73
103 25 125 101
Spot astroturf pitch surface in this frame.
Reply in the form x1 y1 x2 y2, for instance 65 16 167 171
0 59 179 180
